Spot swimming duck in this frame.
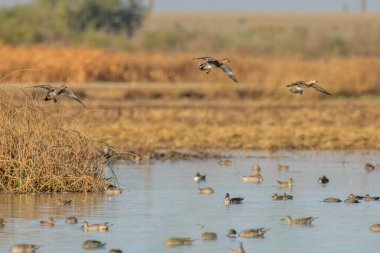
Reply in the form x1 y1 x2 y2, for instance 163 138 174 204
277 164 289 171
56 199 72 206
33 84 85 106
323 197 342 203
0 218 5 228
239 227 270 238
198 187 215 195
272 194 284 201
347 194 364 201
82 240 106 249
82 221 112 232
193 56 238 83
109 250 123 253
277 178 294 188
225 193 244 205
218 159 234 166
164 237 193 247
40 217 55 227
282 193 293 200
251 164 261 174
286 80 332 95
230 242 245 253
10 244 39 253
364 194 380 201
227 229 238 238
194 172 206 183
65 216 78 224
241 174 263 183
364 163 375 171
318 175 329 184
281 215 318 225
201 232 217 240
105 185 123 195
369 224 380 232
344 198 360 204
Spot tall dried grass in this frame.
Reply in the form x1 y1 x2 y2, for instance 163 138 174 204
0 89 109 193
0 45 380 98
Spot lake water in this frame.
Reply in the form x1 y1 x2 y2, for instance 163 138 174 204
1 150 380 253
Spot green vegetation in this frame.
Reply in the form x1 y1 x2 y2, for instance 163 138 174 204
0 0 147 47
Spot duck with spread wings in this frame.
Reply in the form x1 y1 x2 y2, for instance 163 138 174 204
193 56 238 83
33 84 85 106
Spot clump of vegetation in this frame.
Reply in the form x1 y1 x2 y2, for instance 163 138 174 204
0 89 109 193
0 0 147 46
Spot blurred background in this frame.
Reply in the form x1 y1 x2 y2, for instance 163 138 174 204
0 0 379 152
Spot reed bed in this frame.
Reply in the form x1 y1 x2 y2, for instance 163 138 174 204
0 89 109 193
0 45 380 98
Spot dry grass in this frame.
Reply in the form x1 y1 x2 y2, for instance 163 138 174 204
13 83 376 153
1 84 379 162
90 98 380 152
0 45 380 97
0 88 109 193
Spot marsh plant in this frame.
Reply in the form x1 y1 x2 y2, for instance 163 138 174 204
0 89 109 193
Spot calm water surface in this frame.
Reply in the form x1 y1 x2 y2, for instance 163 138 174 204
1 150 380 253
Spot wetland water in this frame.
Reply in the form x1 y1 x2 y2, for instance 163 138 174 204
1 150 380 252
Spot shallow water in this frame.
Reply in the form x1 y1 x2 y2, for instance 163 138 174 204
1 150 380 253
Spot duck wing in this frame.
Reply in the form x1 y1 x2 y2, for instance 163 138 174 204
192 56 218 62
219 64 238 83
32 84 54 91
311 84 331 95
286 80 305 87
62 89 86 107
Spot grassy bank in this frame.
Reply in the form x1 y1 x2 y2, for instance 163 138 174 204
0 89 110 193
4 84 377 156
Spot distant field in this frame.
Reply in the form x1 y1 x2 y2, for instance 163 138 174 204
131 12 380 56
1 45 380 98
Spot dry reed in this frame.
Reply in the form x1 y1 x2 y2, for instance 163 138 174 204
0 88 109 193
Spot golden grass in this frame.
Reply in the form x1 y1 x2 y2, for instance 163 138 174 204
90 98 380 152
0 88 109 193
1 84 379 161
0 45 380 98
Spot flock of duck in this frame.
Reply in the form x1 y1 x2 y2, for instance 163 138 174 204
164 161 380 253
3 192 123 253
24 55 332 109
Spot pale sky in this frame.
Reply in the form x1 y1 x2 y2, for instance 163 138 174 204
152 0 380 12
1 0 380 12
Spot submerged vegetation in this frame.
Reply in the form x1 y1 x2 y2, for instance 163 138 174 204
0 89 109 193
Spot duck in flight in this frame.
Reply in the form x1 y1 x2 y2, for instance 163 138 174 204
33 84 85 106
193 56 238 83
286 80 331 95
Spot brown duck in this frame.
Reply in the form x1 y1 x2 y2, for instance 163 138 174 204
286 80 331 95
193 56 238 83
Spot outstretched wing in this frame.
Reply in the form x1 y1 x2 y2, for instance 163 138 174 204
286 80 304 87
192 56 217 62
32 84 54 91
311 84 332 95
219 64 238 83
62 89 86 107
